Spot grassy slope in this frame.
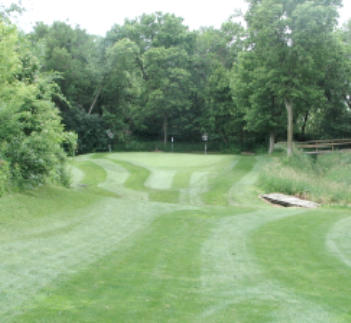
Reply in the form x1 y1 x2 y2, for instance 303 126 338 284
1 153 350 322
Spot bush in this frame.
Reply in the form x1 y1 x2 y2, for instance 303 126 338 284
0 159 10 196
63 108 109 154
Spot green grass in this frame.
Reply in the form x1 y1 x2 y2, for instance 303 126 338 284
171 170 192 190
110 159 180 203
250 209 351 321
202 157 255 206
110 159 150 192
1 152 351 322
14 210 214 322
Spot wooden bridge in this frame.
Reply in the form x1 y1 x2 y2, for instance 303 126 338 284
261 193 320 208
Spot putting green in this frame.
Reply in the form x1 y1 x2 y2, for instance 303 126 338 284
1 152 350 322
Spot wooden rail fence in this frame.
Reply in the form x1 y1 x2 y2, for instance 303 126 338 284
296 138 351 154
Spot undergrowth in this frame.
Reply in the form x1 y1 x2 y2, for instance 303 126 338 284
259 150 351 205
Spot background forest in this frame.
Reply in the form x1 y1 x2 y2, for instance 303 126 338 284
1 0 351 192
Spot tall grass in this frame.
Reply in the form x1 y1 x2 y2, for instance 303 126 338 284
259 150 351 205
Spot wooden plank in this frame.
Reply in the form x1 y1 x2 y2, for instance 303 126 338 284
261 193 320 208
302 138 351 143
276 140 351 153
278 140 351 146
298 142 351 149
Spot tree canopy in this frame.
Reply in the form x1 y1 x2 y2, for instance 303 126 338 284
1 1 351 177
240 0 342 155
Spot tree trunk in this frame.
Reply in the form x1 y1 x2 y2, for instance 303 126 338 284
88 81 103 114
343 94 351 109
268 132 275 154
219 129 228 144
163 115 168 146
301 111 309 137
285 98 293 157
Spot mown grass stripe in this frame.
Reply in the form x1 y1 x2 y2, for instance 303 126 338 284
229 156 270 207
0 199 194 321
202 157 255 206
110 159 150 192
88 158 148 200
199 208 339 322
145 169 176 190
12 210 213 322
171 170 192 190
249 210 351 321
109 159 179 204
327 216 351 268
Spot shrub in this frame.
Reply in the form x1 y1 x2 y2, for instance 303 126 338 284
0 72 76 192
63 108 109 154
0 159 10 196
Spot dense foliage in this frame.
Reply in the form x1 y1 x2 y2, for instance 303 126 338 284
2 1 351 194
236 0 343 155
24 2 351 155
27 12 248 150
0 17 76 195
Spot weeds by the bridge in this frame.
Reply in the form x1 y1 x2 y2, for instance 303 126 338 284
259 150 351 205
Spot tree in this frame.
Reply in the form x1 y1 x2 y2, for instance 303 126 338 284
232 50 286 153
191 20 245 144
102 38 144 139
316 19 351 136
106 12 195 54
103 12 195 144
144 46 192 144
29 21 101 112
243 0 342 155
0 19 76 194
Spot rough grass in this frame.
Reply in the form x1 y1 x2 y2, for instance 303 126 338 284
259 150 351 205
1 152 351 322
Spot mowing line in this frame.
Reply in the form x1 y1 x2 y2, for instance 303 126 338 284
202 158 250 206
90 158 148 200
68 165 85 187
179 172 209 205
145 169 176 190
229 156 269 207
0 199 193 321
326 215 351 268
199 208 336 322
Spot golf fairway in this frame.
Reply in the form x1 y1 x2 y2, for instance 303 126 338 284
0 153 350 322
